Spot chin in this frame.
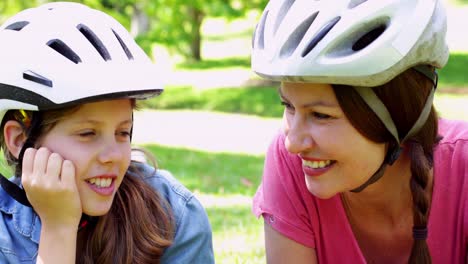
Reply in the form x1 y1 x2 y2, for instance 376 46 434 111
82 203 113 216
305 181 338 200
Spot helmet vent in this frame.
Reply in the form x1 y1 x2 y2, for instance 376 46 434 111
23 70 53 87
302 16 341 57
112 29 134 60
348 0 368 9
279 12 318 58
352 24 386 51
274 0 295 35
256 10 269 49
47 39 82 64
77 24 111 61
5 21 29 31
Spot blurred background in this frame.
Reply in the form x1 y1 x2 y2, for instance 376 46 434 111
1 0 467 263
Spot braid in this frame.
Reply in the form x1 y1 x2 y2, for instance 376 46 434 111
407 140 432 264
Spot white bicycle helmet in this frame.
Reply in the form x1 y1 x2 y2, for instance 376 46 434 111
0 2 163 124
252 0 449 86
251 0 449 192
0 2 164 207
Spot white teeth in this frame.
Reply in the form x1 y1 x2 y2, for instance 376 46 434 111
303 159 332 169
87 178 112 188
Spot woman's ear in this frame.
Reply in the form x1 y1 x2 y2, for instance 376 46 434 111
3 120 27 159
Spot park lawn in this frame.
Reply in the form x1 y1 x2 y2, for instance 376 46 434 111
141 144 266 263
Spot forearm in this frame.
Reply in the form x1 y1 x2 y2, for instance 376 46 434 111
37 224 77 264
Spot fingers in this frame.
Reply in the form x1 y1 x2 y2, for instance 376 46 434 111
46 152 63 181
19 147 81 227
60 160 76 189
33 148 51 179
21 147 36 184
22 147 69 186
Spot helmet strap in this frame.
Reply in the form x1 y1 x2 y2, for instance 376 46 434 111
350 67 436 192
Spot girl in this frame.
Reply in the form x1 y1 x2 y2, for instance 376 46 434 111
251 0 467 263
0 2 214 263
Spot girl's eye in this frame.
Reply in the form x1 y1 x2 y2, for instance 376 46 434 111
79 131 95 137
312 112 331 119
117 130 131 138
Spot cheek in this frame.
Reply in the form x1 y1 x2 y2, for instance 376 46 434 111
344 137 386 173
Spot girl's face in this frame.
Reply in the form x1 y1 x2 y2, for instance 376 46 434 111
39 99 133 216
280 82 386 198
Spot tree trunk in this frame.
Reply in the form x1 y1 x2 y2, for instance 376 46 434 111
188 6 204 61
131 3 150 37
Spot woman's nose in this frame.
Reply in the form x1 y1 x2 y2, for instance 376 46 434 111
284 116 314 154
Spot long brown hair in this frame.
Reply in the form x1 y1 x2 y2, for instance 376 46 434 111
0 100 174 264
333 67 438 264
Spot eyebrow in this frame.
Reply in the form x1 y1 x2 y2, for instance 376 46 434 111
278 88 339 108
76 119 133 126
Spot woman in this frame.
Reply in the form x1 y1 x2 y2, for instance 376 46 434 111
252 0 466 263
0 2 214 263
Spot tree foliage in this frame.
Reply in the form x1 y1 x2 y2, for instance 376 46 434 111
0 0 269 61
138 0 269 61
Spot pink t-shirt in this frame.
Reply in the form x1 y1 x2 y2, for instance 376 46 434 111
253 119 468 263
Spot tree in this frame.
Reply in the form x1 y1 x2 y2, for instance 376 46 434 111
0 0 38 23
1 0 270 61
141 0 269 61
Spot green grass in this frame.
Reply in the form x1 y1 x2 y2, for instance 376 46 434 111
176 57 250 70
207 205 264 263
438 52 468 88
139 144 265 263
139 85 283 118
143 144 264 196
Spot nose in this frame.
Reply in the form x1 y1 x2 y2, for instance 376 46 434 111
97 140 126 164
284 115 314 154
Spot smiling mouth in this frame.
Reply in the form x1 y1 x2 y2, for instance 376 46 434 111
86 178 113 188
302 159 336 169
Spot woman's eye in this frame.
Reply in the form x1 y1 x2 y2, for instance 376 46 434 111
281 101 294 111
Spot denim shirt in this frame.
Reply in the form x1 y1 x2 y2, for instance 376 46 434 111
0 164 214 263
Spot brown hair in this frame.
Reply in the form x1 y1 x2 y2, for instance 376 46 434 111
333 67 438 263
0 100 174 264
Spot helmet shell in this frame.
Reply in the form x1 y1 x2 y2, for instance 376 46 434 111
0 2 164 122
251 0 449 86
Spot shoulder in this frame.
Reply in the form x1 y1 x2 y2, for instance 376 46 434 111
129 163 214 263
129 163 203 220
435 119 468 166
438 118 468 144
129 162 211 231
0 178 40 263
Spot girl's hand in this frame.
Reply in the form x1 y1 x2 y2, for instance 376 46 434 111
21 147 82 229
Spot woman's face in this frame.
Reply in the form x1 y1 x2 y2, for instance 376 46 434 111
39 99 133 216
280 82 386 198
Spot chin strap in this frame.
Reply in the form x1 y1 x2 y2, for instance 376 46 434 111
0 173 32 206
350 66 437 193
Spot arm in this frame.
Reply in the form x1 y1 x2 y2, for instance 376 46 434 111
161 196 214 264
22 148 82 264
264 222 317 264
36 225 77 264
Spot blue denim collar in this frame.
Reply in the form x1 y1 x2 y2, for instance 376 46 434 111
0 178 41 244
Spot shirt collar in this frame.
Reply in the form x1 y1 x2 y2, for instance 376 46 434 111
0 178 41 244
